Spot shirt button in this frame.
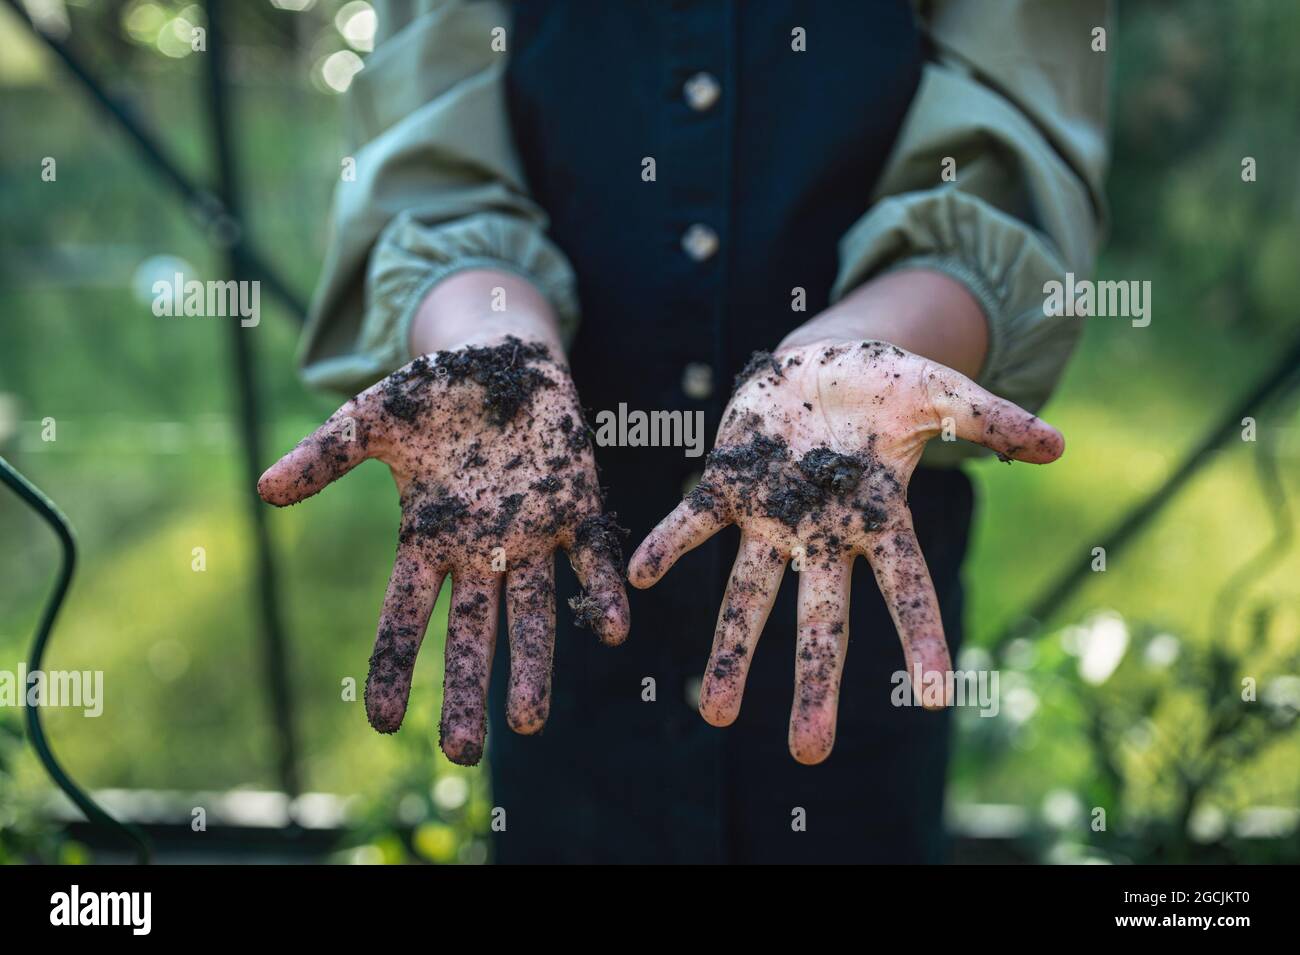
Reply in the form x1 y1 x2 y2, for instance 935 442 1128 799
682 362 713 400
681 223 719 262
683 71 721 112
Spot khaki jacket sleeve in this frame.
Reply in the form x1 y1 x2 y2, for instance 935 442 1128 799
833 0 1111 462
299 0 578 393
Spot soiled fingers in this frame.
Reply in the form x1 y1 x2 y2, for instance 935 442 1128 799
789 557 852 765
439 573 500 766
628 483 729 588
698 536 786 726
861 511 951 708
504 555 556 734
365 541 444 733
565 514 632 645
257 399 375 506
924 366 1065 463
370 546 577 759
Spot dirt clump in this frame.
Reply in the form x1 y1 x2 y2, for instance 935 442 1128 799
733 351 784 392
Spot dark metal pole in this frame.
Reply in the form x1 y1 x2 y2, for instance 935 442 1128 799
201 0 301 798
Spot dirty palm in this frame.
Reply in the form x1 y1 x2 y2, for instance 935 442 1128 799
258 339 630 766
631 341 1063 763
260 337 1061 765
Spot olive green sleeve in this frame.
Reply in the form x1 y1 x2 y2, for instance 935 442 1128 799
834 0 1112 463
299 0 578 394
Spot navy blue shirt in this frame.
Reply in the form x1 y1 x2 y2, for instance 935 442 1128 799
487 0 973 863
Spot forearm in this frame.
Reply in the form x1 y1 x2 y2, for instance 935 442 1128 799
408 269 565 357
777 268 988 380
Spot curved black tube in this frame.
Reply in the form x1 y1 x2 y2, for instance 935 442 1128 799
0 455 151 864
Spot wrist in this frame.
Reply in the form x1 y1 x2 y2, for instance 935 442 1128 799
778 268 988 379
408 268 564 359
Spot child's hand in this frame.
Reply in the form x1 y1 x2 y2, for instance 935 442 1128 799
629 341 1063 764
259 337 630 766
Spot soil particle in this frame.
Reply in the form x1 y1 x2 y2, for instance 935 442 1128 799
860 341 905 360
712 651 741 681
557 413 592 454
858 501 889 532
401 492 468 543
379 354 441 423
706 427 791 479
480 492 525 539
382 379 426 423
368 626 418 684
531 475 563 494
364 624 420 734
733 350 784 392
798 447 865 495
573 512 629 565
764 479 825 529
700 419 904 539
685 477 725 516
454 590 490 618
567 591 603 630
435 336 554 427
719 438 876 530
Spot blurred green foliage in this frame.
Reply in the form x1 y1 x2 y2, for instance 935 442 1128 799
0 0 1297 862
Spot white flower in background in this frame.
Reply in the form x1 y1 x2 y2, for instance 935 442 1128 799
1063 611 1129 685
1144 632 1181 668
